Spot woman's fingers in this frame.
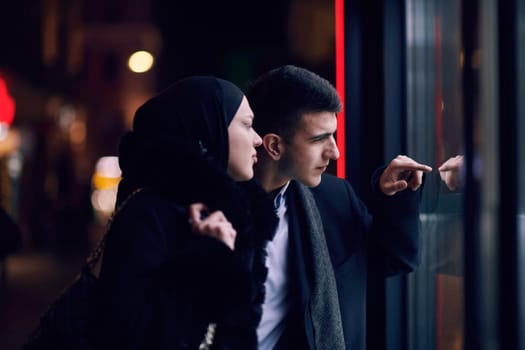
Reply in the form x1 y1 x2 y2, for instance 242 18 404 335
188 204 237 250
188 203 209 225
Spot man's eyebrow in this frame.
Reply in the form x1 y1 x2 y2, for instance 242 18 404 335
308 131 334 141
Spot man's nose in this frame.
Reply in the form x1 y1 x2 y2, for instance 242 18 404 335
331 144 340 160
326 139 340 160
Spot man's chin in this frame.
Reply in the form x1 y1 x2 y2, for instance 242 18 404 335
301 176 322 188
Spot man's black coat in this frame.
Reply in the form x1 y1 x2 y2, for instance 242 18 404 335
280 173 422 350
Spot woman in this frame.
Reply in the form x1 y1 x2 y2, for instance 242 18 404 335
93 77 277 349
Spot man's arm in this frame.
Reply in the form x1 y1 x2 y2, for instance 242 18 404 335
369 156 432 275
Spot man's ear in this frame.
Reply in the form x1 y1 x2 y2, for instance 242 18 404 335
262 133 284 160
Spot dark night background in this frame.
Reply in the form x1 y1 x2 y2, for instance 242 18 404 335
0 1 336 348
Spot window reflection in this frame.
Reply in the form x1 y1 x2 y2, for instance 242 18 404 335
406 1 465 349
518 0 525 347
406 0 523 348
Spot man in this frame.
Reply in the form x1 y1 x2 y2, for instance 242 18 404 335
246 65 432 350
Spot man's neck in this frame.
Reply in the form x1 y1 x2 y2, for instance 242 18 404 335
254 159 290 193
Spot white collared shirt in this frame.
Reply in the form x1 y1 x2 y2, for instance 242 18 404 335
257 182 292 350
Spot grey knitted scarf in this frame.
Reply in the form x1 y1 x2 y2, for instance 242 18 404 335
295 182 346 350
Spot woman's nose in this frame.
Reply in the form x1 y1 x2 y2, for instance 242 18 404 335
253 131 262 147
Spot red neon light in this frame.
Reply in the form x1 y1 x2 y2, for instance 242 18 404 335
0 77 15 126
335 0 346 179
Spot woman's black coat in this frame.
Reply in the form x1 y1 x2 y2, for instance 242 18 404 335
93 155 277 350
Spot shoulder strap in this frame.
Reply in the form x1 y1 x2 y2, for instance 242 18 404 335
84 188 143 271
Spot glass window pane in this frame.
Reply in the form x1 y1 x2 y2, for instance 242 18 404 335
518 0 525 348
405 1 465 348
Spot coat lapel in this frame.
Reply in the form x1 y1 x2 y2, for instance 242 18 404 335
287 188 314 347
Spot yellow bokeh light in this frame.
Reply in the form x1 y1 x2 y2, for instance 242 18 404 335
92 173 121 190
92 156 122 190
128 50 154 73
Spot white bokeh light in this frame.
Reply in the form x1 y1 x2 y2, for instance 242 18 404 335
128 50 154 73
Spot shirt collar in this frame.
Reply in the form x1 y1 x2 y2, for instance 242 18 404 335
273 181 291 209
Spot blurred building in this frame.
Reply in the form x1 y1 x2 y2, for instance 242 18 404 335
0 0 335 252
0 0 162 251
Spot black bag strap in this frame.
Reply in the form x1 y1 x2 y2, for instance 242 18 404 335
84 188 143 271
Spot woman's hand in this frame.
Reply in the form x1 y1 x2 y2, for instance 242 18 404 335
188 203 237 250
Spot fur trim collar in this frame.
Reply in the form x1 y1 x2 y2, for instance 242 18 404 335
139 147 276 250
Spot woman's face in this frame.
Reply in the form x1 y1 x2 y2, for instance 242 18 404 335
227 97 262 181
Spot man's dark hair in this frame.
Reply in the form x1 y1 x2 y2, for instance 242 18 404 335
246 65 342 142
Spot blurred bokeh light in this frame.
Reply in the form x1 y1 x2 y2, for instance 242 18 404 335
91 156 121 220
128 50 155 73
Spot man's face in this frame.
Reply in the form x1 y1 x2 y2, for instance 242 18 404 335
279 111 339 187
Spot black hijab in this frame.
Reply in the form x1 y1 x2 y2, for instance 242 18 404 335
117 76 244 205
115 77 278 341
